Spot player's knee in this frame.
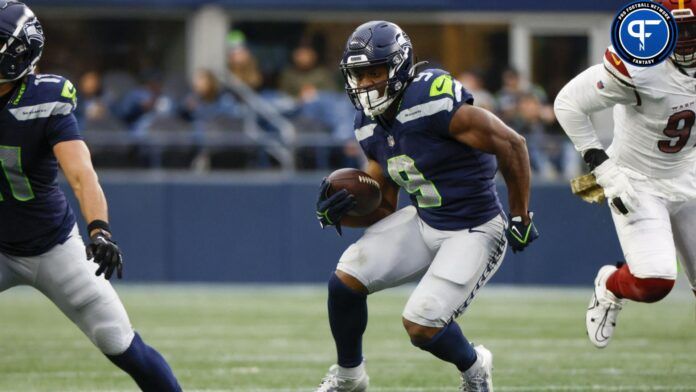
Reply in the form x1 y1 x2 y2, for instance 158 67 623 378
402 317 441 347
403 293 446 328
632 277 675 303
330 270 368 295
92 324 135 355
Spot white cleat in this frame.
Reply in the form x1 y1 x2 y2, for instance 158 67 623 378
586 265 625 348
460 345 493 392
316 362 369 392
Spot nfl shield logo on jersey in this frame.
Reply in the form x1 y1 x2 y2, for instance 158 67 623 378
611 1 678 66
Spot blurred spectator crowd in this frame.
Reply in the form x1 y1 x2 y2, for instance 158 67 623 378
74 30 580 180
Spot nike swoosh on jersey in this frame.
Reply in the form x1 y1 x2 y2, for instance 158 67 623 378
610 53 622 66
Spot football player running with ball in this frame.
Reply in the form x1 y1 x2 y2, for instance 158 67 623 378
315 21 539 391
0 2 180 390
555 1 696 349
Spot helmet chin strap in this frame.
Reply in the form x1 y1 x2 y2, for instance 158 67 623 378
361 92 394 117
358 81 394 116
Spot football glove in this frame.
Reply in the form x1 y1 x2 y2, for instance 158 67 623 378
316 178 356 236
592 159 639 215
506 212 539 253
87 230 123 280
583 149 639 215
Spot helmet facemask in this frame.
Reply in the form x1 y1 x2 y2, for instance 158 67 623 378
673 19 696 67
342 60 403 117
340 22 414 117
0 11 43 83
0 33 29 82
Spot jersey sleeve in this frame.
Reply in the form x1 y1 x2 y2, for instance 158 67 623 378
353 112 378 160
554 62 635 153
603 46 636 89
401 70 474 138
45 78 81 146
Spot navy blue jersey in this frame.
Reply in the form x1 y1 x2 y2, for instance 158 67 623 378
0 74 80 256
355 68 502 230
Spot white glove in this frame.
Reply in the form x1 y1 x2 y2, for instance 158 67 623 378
593 159 640 215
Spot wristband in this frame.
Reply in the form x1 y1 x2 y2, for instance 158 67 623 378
583 149 609 171
87 220 111 234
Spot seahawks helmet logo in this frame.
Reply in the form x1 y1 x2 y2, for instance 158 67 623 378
23 19 43 46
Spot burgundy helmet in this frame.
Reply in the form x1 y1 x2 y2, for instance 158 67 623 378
656 0 696 66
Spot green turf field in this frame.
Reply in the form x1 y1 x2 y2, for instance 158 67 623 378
0 284 694 391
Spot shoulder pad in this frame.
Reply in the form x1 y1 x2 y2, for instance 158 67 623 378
8 74 77 121
404 68 471 106
603 47 635 88
32 74 77 105
409 69 453 99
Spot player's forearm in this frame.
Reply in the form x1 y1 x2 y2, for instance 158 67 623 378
72 171 109 233
498 133 531 218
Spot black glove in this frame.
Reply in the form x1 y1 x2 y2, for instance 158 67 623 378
505 212 539 253
86 230 123 280
316 178 356 236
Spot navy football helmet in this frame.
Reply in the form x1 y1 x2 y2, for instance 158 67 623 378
340 21 416 116
0 1 43 83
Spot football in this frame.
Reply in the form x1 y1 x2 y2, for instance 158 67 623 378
327 168 382 216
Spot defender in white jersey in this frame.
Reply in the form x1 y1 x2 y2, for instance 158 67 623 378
554 0 696 348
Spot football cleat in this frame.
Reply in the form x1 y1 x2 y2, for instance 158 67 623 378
460 345 493 392
586 265 625 348
316 362 369 392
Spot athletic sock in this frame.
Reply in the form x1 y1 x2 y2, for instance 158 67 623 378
337 362 366 378
106 332 182 392
328 273 368 368
416 321 477 372
606 263 674 303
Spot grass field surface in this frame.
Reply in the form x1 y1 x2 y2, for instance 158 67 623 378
0 284 694 391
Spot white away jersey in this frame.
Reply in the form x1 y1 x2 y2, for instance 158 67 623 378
601 46 696 178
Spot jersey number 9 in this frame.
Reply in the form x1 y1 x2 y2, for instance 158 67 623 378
387 155 442 208
658 110 696 154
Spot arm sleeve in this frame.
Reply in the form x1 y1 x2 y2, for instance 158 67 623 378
553 63 637 154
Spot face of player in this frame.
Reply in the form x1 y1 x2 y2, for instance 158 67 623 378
351 64 389 94
346 63 392 115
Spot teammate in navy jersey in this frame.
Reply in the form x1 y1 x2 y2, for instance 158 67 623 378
0 2 180 390
315 21 539 391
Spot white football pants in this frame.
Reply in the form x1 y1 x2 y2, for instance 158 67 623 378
611 166 696 289
0 225 134 355
337 206 508 328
